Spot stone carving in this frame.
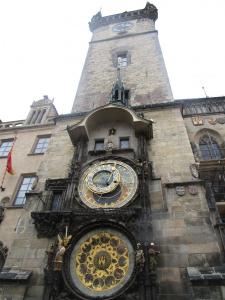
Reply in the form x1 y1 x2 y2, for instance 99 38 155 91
109 128 116 135
188 185 198 195
105 140 114 151
208 118 217 125
190 164 199 178
192 116 204 126
136 242 145 272
175 186 186 196
216 117 225 124
0 205 4 223
0 241 8 270
148 242 160 272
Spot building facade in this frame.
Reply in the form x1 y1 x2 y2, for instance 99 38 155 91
1 3 225 300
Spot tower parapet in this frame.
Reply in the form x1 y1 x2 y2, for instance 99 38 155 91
89 2 158 32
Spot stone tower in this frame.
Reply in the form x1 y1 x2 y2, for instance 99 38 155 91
72 2 173 113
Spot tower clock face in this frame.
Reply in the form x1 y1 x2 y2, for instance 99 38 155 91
66 228 135 299
112 22 133 33
78 160 138 208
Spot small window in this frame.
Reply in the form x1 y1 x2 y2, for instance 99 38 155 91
95 139 104 151
117 54 127 68
33 136 50 154
0 139 13 157
51 192 62 211
14 176 36 206
120 137 130 149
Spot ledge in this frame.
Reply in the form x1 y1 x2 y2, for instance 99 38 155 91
187 266 225 284
0 268 32 282
164 180 203 188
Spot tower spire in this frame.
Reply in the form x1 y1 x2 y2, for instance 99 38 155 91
110 68 127 106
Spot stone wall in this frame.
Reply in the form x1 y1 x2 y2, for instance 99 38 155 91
0 125 54 249
145 107 195 183
144 108 224 299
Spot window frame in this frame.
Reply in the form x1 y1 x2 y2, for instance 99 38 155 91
94 139 105 151
0 139 14 158
30 135 51 155
112 50 131 68
117 53 128 68
199 135 222 160
13 174 37 206
119 137 130 149
51 191 63 211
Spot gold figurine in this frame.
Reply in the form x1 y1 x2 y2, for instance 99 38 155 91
54 226 72 271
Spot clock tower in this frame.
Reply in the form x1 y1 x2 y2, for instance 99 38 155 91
25 2 223 300
72 2 173 113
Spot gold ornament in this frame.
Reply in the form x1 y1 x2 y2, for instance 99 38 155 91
74 231 129 292
78 160 138 208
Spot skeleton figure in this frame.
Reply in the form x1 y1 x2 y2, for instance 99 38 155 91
136 242 145 272
54 229 72 271
148 242 160 272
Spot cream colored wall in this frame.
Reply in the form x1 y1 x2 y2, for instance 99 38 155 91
37 118 81 189
0 125 54 250
144 108 195 183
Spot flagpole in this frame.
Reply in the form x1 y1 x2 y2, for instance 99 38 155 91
0 167 7 191
0 135 17 192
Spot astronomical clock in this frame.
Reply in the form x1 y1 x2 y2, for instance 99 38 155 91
63 226 136 299
78 160 138 209
62 157 139 299
32 102 153 300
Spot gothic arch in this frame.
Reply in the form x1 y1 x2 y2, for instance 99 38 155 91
194 128 223 145
194 129 223 160
68 104 152 144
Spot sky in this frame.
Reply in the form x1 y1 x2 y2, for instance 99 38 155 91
1 0 225 122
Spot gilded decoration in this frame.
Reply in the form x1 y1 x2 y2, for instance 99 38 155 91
78 160 138 209
192 116 204 126
68 228 135 298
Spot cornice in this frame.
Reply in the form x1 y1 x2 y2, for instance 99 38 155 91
89 2 158 32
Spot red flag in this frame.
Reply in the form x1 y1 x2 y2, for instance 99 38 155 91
6 150 14 175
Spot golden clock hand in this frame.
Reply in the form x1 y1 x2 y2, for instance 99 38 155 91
106 164 117 185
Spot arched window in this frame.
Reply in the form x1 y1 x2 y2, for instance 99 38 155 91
199 135 221 160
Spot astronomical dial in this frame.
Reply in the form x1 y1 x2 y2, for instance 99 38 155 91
67 228 135 299
112 22 133 33
85 163 120 194
78 160 138 209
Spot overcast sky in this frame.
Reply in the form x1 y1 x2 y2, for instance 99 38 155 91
1 0 225 121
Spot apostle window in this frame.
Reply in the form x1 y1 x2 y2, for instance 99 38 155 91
120 137 130 149
0 139 13 157
94 139 105 151
33 136 50 154
199 135 222 160
14 175 36 206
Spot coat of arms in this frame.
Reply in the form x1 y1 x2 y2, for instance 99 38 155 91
188 185 198 195
175 186 185 196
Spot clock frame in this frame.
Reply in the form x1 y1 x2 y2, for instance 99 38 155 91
78 160 138 209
